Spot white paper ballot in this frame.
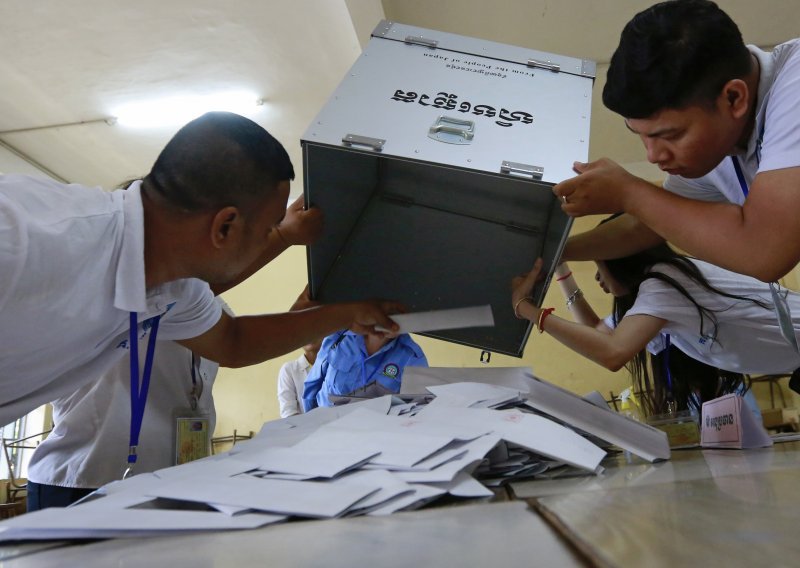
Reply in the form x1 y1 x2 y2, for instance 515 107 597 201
147 474 378 519
245 446 379 478
0 507 283 542
376 305 494 334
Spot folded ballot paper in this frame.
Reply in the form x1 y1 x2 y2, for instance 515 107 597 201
0 367 667 541
375 305 494 334
401 366 671 463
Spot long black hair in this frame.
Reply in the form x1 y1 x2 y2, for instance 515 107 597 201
601 215 763 415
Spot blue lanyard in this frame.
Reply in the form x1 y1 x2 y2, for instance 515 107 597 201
730 118 765 198
125 311 161 478
189 353 200 410
663 334 673 394
730 131 800 355
730 156 749 197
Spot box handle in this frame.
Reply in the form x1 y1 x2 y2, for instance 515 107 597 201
428 116 475 145
342 134 385 152
501 161 544 180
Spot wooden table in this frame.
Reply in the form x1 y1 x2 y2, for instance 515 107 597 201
5 442 800 567
512 440 800 567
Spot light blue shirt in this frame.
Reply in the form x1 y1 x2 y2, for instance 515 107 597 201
302 331 428 410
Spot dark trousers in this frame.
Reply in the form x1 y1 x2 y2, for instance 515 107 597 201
26 481 96 512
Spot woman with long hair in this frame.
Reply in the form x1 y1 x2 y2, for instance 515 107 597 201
511 216 800 416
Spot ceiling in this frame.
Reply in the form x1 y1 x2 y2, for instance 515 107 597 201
1 0 797 192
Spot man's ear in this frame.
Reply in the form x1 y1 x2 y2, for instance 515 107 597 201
719 79 749 119
209 206 242 249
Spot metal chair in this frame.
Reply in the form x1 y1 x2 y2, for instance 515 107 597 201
2 430 51 503
210 429 254 455
748 374 789 409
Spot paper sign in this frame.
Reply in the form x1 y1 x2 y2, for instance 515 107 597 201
700 394 773 449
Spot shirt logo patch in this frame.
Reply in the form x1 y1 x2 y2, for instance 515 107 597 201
382 364 400 378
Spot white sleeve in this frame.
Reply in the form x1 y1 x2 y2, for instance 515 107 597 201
157 279 222 340
0 194 27 311
624 272 696 324
277 364 300 418
759 42 800 173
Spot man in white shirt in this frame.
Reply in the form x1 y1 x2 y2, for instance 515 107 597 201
277 341 321 418
0 111 401 426
26 339 220 510
554 1 800 283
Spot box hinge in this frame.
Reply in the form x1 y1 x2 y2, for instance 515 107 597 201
501 161 544 180
527 58 560 73
404 35 438 49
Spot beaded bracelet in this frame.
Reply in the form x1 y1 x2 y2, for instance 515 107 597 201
566 288 584 307
537 307 555 333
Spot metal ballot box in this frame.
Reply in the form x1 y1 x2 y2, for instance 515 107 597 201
301 21 594 357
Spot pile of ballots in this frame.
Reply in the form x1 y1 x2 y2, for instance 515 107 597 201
0 367 669 541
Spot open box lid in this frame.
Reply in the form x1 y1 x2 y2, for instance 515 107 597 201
301 21 594 357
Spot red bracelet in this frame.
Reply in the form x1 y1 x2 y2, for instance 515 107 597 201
556 271 572 282
537 307 555 333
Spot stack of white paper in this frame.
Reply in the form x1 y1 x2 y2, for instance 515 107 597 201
0 367 668 542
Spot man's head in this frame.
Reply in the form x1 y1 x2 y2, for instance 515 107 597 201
144 111 294 213
604 0 750 118
603 0 755 178
142 112 294 283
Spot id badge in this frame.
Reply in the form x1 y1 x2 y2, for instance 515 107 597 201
175 414 211 465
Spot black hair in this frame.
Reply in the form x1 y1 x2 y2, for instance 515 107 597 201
600 214 763 415
603 0 752 118
142 111 294 212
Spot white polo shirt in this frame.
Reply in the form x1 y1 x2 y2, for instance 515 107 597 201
277 353 312 418
625 259 800 374
0 175 221 425
28 339 220 489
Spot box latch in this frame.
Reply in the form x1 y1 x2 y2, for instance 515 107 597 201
501 161 544 180
428 116 475 145
342 134 385 152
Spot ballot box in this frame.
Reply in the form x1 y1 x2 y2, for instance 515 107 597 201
301 20 595 357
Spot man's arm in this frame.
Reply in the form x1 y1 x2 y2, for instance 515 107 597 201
555 159 800 281
176 300 401 368
561 214 665 262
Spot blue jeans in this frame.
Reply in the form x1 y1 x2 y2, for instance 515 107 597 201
26 481 96 512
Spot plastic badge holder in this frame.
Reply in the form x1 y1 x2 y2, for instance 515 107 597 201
647 410 700 448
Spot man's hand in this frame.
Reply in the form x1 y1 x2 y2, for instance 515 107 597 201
346 300 406 336
553 158 652 216
290 285 318 312
276 195 323 246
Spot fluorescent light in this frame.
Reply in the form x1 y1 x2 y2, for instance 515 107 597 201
113 91 262 128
